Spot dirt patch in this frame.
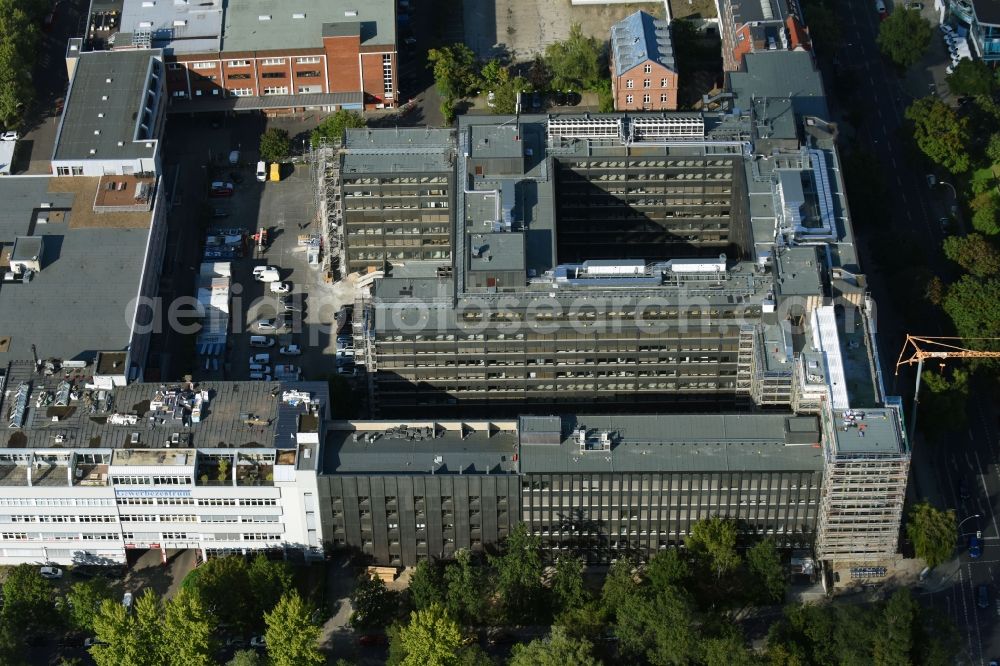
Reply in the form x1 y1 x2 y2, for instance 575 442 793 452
479 0 665 60
669 0 718 19
7 432 26 448
46 406 76 420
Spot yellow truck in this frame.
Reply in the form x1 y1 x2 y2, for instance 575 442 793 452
269 162 281 182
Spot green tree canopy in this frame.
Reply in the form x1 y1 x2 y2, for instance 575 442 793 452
480 60 508 89
0 0 47 127
508 626 601 666
259 127 291 162
543 23 604 91
873 589 919 666
489 522 546 623
64 578 114 634
906 501 957 568
799 0 841 52
550 556 588 614
183 554 291 634
601 556 639 613
163 588 216 666
946 59 997 98
310 109 366 147
877 9 933 68
350 575 397 630
943 275 1000 341
971 191 1000 235
264 591 324 666
392 603 465 666
227 650 266 666
920 366 971 433
943 233 1000 277
686 516 741 579
427 44 479 100
644 549 690 592
491 75 530 115
444 549 490 625
2 565 56 634
905 97 971 173
987 133 1000 165
409 559 446 611
614 587 698 666
90 591 165 666
746 539 787 604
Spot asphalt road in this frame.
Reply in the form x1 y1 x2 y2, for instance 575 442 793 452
826 3 1000 663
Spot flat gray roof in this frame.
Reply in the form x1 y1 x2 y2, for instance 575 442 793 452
220 0 395 52
342 128 455 174
53 49 161 162
774 245 822 296
120 0 222 53
325 425 519 474
0 177 154 365
519 413 824 473
729 51 829 122
830 408 906 455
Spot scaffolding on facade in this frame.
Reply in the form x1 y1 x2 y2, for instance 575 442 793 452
308 139 345 281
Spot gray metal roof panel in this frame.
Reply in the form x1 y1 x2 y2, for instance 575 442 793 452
324 428 518 474
221 0 395 51
53 50 161 162
120 0 223 54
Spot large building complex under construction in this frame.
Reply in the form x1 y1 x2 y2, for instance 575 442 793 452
321 49 910 567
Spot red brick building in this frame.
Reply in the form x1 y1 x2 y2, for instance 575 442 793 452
111 0 396 111
609 11 679 112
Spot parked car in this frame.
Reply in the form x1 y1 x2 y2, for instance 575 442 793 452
256 161 267 182
0 131 19 142
969 534 983 559
122 592 133 609
486 91 496 108
211 207 231 218
39 566 63 579
875 0 887 18
248 363 270 374
941 23 954 34
209 181 234 197
253 266 281 282
225 636 246 649
228 150 240 166
531 91 542 110
250 353 270 365
359 634 387 647
280 344 302 356
248 372 272 381
253 319 280 332
269 280 291 294
337 363 357 376
978 584 990 608
250 336 275 348
554 90 567 106
250 635 266 648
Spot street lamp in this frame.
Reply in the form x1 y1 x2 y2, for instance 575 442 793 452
958 514 980 534
938 180 957 200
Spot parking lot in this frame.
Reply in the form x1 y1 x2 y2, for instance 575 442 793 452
181 123 358 385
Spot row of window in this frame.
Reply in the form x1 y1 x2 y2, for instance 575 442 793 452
181 57 322 70
624 78 671 89
121 532 282 542
624 93 671 105
0 498 114 507
5 515 116 523
111 475 192 486
121 514 280 523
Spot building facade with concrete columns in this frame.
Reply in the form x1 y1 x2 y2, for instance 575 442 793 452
100 0 397 112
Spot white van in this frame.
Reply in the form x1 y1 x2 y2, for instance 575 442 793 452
254 268 281 283
249 336 275 348
249 372 272 381
248 363 270 374
256 161 267 182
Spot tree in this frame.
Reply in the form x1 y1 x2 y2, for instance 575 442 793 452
877 9 932 68
746 539 787 604
644 549 690 592
554 601 607 643
799 0 841 52
686 517 741 579
491 75 529 115
614 588 698 666
943 233 1000 277
409 559 446 611
544 23 604 91
163 588 216 666
90 591 165 666
349 574 397 630
427 44 479 100
65 578 114 633
392 603 464 666
259 127 291 162
310 109 365 147
906 501 957 568
2 565 55 633
247 554 294 621
925 275 945 305
508 626 600 666
919 367 971 433
943 275 1000 341
946 59 996 98
550 556 588 614
490 522 545 623
601 556 639 613
987 133 1000 165
701 629 756 666
480 60 508 89
971 191 1000 235
183 555 255 633
264 591 324 666
873 589 918 666
444 549 490 625
906 97 971 174
227 651 266 666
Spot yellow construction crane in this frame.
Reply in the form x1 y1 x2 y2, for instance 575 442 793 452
895 335 1000 435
